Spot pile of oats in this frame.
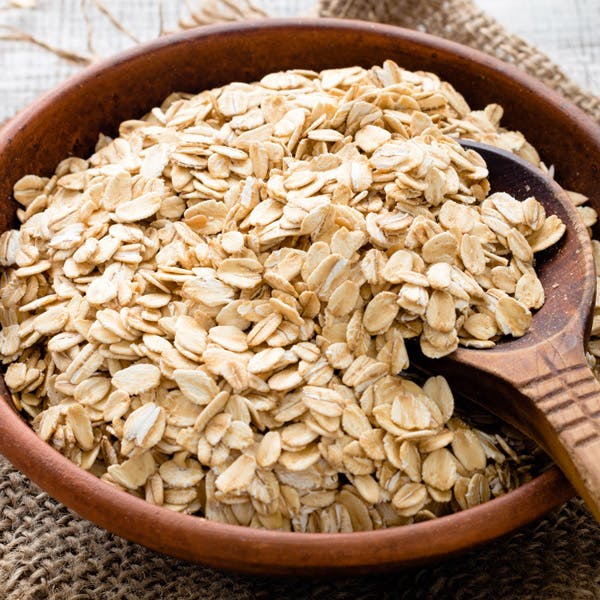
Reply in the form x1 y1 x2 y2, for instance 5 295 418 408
0 61 583 532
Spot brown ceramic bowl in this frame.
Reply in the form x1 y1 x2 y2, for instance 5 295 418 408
1 18 598 575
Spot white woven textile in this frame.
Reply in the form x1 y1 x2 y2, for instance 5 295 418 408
0 0 598 124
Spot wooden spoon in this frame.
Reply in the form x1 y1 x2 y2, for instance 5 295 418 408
416 139 600 520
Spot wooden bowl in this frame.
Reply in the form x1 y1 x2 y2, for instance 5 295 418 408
1 18 598 575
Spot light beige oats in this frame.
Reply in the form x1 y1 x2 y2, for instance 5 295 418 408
0 60 576 533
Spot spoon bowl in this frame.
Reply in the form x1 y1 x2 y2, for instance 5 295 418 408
418 139 600 519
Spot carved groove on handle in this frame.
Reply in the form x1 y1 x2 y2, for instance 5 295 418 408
544 399 578 415
519 362 584 387
555 414 587 430
519 349 600 451
573 433 600 450
521 372 599 408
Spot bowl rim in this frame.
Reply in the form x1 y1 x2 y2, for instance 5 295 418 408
0 16 590 574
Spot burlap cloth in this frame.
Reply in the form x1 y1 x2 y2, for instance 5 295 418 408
1 1 599 598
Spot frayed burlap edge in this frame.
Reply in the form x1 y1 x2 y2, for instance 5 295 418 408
319 0 600 124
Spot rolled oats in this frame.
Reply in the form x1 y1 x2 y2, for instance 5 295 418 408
0 61 574 533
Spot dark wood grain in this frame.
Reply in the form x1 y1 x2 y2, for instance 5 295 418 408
0 18 598 574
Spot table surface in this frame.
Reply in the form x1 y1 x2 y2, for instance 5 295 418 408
0 0 598 124
477 0 600 95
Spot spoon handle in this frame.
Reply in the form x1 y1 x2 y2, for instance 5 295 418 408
516 341 600 520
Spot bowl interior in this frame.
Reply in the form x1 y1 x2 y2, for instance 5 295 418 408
0 18 596 574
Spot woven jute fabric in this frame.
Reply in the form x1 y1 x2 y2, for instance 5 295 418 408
1 454 599 600
1 1 600 598
1 454 599 599
320 0 600 124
